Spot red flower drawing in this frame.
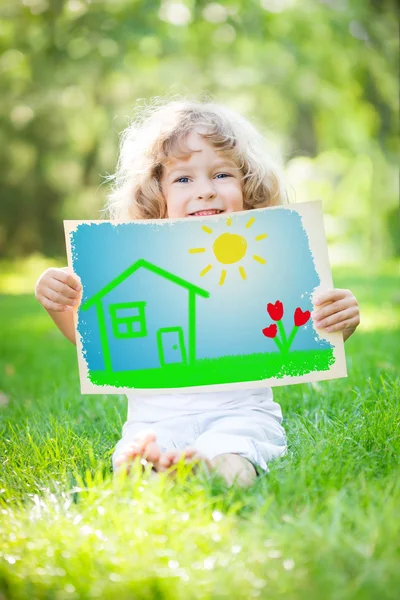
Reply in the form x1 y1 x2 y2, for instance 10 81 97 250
294 308 311 327
267 300 284 321
262 324 278 338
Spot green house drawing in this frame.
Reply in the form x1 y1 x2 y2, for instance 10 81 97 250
80 259 210 374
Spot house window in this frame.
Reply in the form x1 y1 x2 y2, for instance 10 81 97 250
109 302 147 339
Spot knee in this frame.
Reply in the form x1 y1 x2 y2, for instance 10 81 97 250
211 453 257 487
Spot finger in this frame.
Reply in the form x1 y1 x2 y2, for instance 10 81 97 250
48 279 80 304
52 270 82 292
324 316 360 333
46 288 79 307
40 297 70 312
315 307 358 330
312 298 352 322
314 289 350 306
322 307 359 329
50 278 81 300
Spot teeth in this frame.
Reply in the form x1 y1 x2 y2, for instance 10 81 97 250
191 210 222 216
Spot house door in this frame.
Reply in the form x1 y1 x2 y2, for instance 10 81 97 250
157 327 187 366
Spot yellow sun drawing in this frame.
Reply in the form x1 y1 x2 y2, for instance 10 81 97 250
189 216 267 285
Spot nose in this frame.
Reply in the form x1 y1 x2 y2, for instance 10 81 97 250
197 179 217 200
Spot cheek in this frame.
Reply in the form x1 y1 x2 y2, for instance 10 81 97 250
165 190 188 217
230 183 244 208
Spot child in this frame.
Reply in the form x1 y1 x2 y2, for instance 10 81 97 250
35 99 360 486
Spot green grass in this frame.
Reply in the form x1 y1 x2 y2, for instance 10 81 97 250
89 348 335 388
0 265 399 599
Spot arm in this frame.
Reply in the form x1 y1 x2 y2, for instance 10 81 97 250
312 289 360 342
47 306 77 345
35 267 81 346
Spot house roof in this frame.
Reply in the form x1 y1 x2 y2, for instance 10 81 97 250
81 258 210 311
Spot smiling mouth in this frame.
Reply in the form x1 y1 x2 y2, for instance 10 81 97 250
189 209 224 217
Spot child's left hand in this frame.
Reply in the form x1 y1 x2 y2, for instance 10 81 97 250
312 289 360 341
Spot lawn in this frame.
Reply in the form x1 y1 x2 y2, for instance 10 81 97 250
0 264 399 600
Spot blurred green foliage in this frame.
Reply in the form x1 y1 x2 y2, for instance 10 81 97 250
0 0 398 264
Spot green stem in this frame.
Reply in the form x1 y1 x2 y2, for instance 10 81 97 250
277 320 288 352
273 336 284 353
286 326 299 352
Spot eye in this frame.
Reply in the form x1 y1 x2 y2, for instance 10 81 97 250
215 173 231 179
174 176 190 183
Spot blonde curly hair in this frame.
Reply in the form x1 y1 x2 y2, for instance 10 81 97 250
105 98 289 220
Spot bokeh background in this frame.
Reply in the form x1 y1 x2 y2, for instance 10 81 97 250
0 0 398 292
0 6 399 596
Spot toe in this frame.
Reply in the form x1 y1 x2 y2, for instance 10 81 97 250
115 454 126 467
164 450 182 465
135 430 157 444
183 448 212 470
115 455 131 474
143 441 162 465
124 443 141 457
182 447 202 464
183 447 198 459
158 454 173 471
131 431 157 456
159 450 178 468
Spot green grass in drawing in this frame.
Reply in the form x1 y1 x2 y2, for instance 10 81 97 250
88 348 335 388
80 262 334 387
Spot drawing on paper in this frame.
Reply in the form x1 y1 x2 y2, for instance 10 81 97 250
65 203 345 394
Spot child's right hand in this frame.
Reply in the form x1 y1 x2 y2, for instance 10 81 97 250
35 267 81 312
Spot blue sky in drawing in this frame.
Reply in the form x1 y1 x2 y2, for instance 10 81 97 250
70 207 332 372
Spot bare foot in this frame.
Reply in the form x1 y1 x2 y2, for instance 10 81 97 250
158 447 213 475
115 430 162 474
115 431 212 476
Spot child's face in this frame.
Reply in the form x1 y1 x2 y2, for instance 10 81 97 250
161 131 244 219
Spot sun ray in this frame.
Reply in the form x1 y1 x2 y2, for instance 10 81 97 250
246 217 255 229
200 264 212 277
189 247 206 254
253 255 266 264
189 218 267 284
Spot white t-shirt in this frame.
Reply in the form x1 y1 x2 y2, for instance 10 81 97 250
126 386 282 423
